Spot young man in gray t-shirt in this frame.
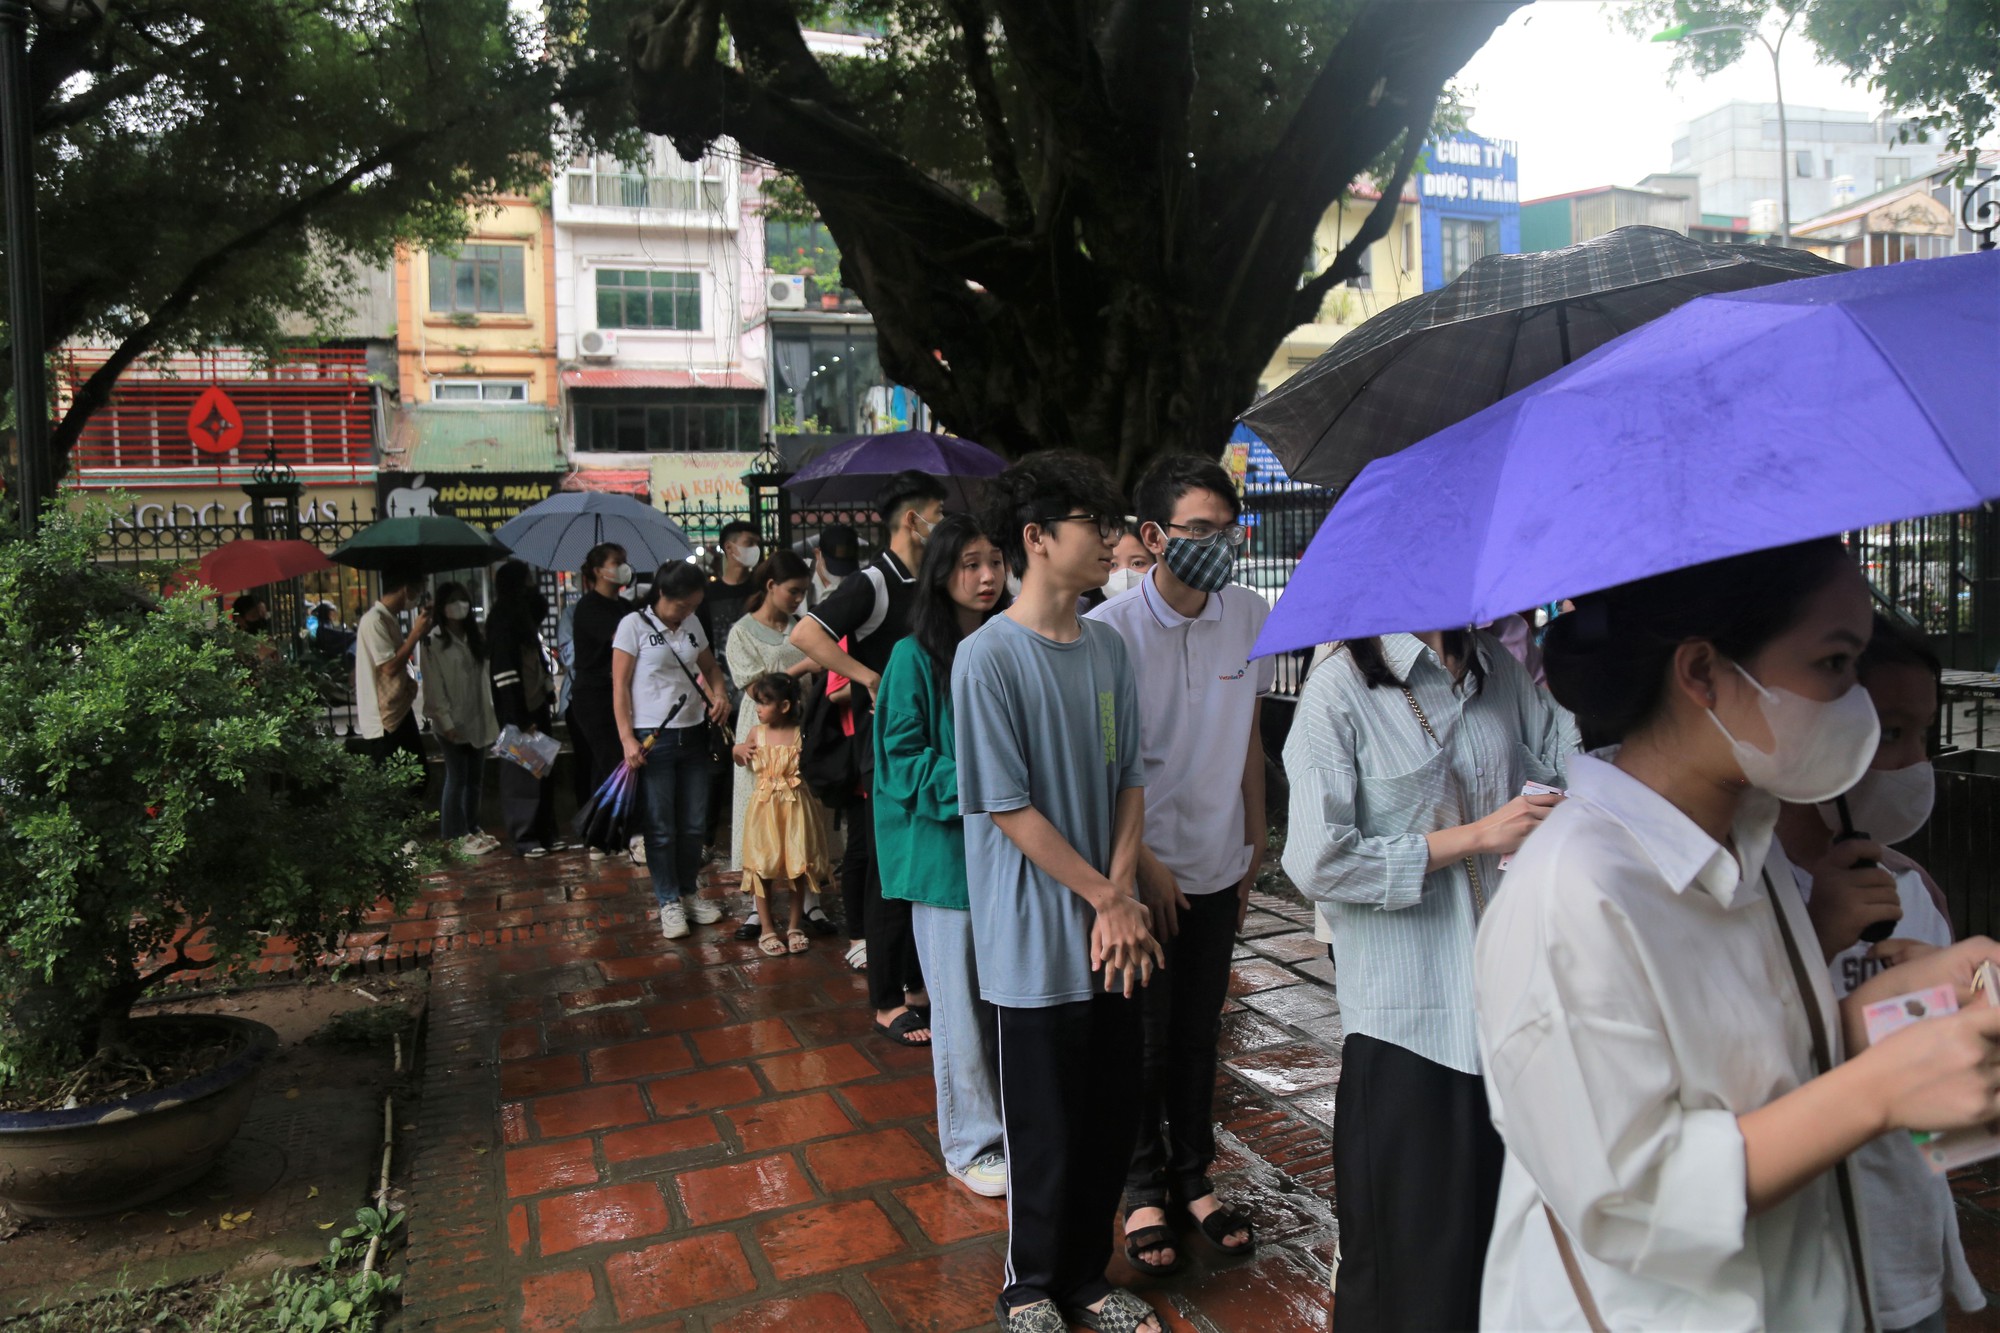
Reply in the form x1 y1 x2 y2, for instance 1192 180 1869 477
953 452 1164 1333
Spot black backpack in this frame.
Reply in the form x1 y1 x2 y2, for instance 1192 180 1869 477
798 671 865 809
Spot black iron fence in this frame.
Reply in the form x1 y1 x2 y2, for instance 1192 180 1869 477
1847 508 2000 671
1902 748 2000 941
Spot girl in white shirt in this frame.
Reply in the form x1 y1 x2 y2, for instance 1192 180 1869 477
1477 539 2000 1332
1780 614 1984 1333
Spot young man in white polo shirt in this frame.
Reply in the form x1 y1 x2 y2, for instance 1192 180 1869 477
1087 454 1270 1274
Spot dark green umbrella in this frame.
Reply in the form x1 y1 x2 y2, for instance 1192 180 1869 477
331 516 510 573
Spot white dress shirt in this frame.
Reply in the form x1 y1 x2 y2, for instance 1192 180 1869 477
1476 754 1865 1332
1281 632 1577 1073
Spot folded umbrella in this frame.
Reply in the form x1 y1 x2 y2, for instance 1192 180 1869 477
331 515 510 574
1243 226 1844 491
194 539 334 594
1254 250 2000 655
494 492 696 574
571 728 668 846
783 430 1005 509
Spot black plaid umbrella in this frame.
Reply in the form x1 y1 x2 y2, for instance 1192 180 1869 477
1242 226 1845 490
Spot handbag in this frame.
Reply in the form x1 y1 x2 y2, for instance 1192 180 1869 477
645 608 732 763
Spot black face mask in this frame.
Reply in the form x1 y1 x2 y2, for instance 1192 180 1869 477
243 619 269 634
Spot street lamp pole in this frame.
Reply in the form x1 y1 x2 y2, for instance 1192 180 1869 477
0 0 48 535
1656 11 1801 246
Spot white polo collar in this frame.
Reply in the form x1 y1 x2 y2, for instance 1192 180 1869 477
1142 568 1223 628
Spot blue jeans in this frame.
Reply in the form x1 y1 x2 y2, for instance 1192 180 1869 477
438 740 486 840
638 726 714 906
911 903 1003 1174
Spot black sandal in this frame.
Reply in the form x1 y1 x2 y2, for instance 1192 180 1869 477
1122 1221 1185 1277
872 1008 932 1047
1065 1289 1162 1333
1177 1197 1256 1257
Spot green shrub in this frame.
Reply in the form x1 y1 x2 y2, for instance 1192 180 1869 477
0 507 428 1087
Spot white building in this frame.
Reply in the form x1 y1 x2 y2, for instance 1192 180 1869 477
552 136 770 516
1668 101 1940 225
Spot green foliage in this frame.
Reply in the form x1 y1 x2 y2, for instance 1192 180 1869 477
1624 0 2000 164
268 1208 405 1333
311 1002 417 1049
0 505 428 1085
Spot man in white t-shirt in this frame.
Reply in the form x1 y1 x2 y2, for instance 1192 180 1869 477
354 567 431 787
613 561 733 940
1087 454 1270 1274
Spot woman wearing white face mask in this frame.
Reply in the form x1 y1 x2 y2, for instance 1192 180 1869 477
1778 614 1982 1333
567 543 637 859
1079 527 1153 612
1480 540 2000 1333
424 581 500 856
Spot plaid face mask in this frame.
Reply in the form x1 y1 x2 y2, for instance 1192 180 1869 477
1163 534 1235 593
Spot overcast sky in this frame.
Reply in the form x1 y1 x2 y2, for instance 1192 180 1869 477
1452 1 1896 200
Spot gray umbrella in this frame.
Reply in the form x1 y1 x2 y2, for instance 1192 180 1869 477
1242 226 1844 490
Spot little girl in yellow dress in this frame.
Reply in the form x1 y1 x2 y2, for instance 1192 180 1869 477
732 673 832 956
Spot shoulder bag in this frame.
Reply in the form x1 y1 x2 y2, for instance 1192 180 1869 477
645 608 732 764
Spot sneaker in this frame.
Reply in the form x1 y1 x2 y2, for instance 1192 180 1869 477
628 836 648 867
588 847 608 862
658 900 689 939
469 833 502 854
684 895 723 926
452 834 490 858
523 845 548 860
948 1152 1008 1198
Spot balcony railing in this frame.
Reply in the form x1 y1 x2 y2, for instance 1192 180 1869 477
566 172 727 213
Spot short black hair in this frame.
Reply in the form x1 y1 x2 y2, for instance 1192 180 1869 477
979 450 1124 577
719 520 760 544
1133 453 1240 530
381 566 425 596
876 469 949 526
230 594 265 618
1860 612 1941 684
652 560 707 601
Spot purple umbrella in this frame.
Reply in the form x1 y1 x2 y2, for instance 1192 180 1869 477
1255 250 2000 656
783 431 1005 509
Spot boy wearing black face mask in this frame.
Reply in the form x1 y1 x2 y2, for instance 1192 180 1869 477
1086 454 1270 1273
1776 615 1983 1333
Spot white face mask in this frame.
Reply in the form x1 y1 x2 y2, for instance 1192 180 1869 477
609 562 633 586
733 543 761 568
1102 567 1147 597
1821 760 1935 845
444 601 470 622
616 584 636 602
1707 662 1881 804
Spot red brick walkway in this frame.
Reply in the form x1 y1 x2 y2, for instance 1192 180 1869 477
393 850 1348 1331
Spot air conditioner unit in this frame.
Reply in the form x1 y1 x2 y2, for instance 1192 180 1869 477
767 273 807 310
578 329 617 360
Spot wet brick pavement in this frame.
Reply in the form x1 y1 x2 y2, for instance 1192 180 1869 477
391 849 1350 1331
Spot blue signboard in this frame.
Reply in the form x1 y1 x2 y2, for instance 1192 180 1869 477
1416 131 1520 291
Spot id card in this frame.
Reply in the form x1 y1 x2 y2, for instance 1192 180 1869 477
1498 782 1566 871
1871 963 2000 1174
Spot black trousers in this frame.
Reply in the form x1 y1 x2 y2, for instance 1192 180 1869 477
837 804 870 941
358 713 427 796
847 799 922 1010
499 709 557 853
566 694 622 848
997 994 1144 1311
1332 1032 1505 1333
1125 888 1239 1210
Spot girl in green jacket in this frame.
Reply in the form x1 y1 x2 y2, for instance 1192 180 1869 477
875 513 1010 1198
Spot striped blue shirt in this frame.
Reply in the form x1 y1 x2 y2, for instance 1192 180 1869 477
1281 632 1578 1074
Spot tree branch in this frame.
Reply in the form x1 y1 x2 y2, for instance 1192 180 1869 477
34 64 155 133
1289 108 1430 326
946 0 1033 231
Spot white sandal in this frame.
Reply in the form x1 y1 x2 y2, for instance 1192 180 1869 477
844 940 868 971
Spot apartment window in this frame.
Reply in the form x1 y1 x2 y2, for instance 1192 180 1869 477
431 379 529 403
427 245 526 315
1401 220 1416 271
595 270 702 332
565 140 728 212
1439 217 1499 284
1876 157 1910 188
572 389 762 453
1794 151 1813 178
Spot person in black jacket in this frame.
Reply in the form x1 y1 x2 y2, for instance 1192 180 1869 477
566 542 637 858
488 559 559 857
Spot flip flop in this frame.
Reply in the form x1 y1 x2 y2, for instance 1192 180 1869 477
1064 1289 1162 1333
786 929 810 954
872 1008 931 1047
993 1298 1066 1333
757 933 787 957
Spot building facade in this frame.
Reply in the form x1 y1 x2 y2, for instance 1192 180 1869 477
1667 102 1939 226
1415 131 1520 289
1259 184 1422 392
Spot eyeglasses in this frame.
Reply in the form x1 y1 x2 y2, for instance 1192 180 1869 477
1164 521 1248 548
1038 513 1127 541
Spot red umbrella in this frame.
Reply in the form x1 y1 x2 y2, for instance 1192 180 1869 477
195 539 335 595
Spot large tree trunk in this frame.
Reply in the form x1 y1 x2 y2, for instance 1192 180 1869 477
630 0 1521 482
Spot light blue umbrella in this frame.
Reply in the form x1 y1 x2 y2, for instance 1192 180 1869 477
1254 250 2000 655
493 492 696 574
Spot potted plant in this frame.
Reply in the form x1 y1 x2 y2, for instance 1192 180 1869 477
0 506 429 1218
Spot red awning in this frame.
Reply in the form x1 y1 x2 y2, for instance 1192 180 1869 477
560 368 763 391
562 469 652 497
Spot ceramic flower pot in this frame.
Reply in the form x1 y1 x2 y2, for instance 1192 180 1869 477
0 1014 279 1218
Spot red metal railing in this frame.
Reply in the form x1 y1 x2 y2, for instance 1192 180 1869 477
61 347 377 479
